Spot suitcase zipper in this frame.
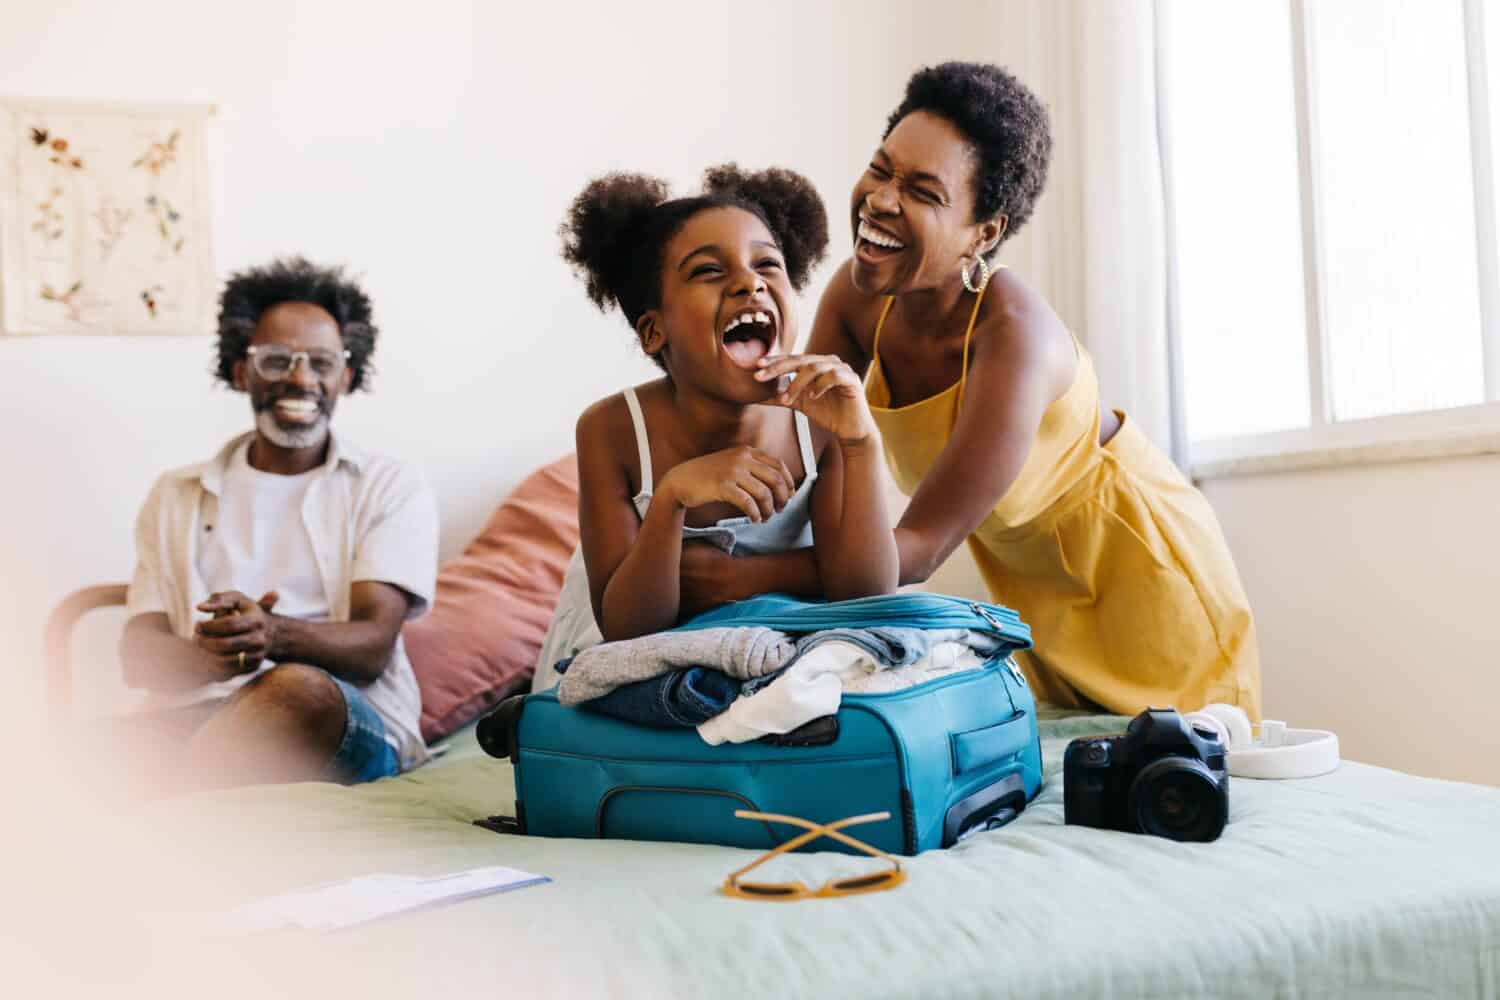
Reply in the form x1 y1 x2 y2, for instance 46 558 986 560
682 593 1029 638
970 602 1004 628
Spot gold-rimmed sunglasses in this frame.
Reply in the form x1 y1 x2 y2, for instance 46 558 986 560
721 810 906 901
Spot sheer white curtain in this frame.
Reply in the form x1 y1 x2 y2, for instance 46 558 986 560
978 0 1183 465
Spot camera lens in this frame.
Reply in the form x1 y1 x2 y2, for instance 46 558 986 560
1156 785 1199 826
1128 758 1227 843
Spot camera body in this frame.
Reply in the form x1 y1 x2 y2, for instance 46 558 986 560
1063 708 1230 843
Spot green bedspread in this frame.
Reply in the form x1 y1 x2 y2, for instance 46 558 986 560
121 712 1500 999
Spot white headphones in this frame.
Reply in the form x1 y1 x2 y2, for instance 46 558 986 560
1183 704 1340 780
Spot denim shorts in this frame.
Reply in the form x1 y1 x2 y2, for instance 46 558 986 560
328 674 401 784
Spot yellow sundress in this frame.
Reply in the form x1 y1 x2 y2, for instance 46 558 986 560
866 293 1261 719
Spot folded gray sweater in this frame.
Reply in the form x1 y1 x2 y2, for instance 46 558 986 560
555 627 796 706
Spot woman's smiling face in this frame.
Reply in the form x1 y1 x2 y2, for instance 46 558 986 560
849 110 993 297
645 205 796 402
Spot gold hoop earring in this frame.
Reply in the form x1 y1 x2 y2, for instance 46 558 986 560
960 255 991 294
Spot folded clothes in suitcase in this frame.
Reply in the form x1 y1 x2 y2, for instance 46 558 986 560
478 593 1042 854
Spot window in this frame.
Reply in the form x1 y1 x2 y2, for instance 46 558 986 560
1160 0 1500 473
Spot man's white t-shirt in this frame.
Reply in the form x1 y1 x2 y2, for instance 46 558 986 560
193 440 331 695
201 440 329 616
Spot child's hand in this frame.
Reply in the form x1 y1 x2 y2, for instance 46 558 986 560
755 354 877 446
659 446 794 523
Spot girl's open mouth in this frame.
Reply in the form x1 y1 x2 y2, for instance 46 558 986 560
722 308 777 370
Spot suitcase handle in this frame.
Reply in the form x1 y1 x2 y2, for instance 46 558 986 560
942 773 1025 847
761 715 839 747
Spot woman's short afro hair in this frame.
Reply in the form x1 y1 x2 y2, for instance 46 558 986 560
559 164 829 335
214 255 377 391
885 62 1052 252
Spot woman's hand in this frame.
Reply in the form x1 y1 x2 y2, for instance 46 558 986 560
658 446 794 523
755 353 878 445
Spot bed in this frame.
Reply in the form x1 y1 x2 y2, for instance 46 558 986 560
109 708 1500 999
40 521 1500 1000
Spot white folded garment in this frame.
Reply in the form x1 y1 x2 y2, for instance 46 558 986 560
696 640 984 745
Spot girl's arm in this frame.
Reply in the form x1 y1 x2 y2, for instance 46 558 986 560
755 358 898 600
578 395 795 640
804 423 900 599
576 396 686 641
677 542 823 617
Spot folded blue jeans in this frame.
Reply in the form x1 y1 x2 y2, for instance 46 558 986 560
580 667 742 728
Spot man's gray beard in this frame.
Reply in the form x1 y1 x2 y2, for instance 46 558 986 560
256 410 330 450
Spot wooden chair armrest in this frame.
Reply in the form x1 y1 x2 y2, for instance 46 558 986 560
45 583 129 723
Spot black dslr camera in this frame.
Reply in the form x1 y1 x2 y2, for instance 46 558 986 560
1063 708 1229 843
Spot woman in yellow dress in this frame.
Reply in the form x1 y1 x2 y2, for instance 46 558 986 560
745 62 1260 718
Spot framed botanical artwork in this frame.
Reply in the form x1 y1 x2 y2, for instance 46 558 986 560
0 97 216 336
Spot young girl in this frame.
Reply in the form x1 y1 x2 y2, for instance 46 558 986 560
532 165 898 694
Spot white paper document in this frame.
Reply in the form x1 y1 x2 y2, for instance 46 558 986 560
230 865 549 932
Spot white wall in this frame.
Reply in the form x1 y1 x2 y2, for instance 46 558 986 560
1 0 1000 707
1203 457 1500 787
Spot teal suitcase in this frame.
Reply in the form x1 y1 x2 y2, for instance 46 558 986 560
478 593 1041 855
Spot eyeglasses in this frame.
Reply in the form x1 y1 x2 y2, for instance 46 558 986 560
721 810 906 901
245 346 350 381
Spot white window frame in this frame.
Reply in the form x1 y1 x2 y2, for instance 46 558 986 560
1160 0 1500 480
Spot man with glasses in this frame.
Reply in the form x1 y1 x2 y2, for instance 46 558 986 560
119 257 437 790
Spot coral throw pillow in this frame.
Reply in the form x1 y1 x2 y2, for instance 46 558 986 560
405 454 579 743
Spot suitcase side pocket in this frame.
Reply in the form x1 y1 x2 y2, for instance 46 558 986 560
950 709 1031 775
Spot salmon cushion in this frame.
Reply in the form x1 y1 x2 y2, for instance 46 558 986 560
404 454 578 743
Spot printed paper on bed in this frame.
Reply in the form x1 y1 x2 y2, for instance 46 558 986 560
229 865 550 932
